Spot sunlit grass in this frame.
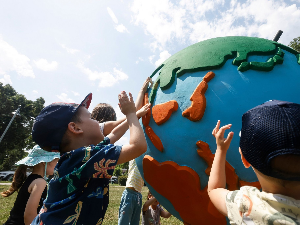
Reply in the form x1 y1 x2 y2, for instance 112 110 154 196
0 184 183 225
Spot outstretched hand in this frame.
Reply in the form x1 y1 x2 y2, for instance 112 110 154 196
140 77 151 94
136 103 151 118
118 91 136 116
212 120 234 152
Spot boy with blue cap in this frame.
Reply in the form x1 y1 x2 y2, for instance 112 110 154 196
31 91 150 225
208 100 300 224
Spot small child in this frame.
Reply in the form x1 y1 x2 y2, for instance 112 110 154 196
141 191 171 225
208 100 300 224
1 145 59 225
30 90 149 224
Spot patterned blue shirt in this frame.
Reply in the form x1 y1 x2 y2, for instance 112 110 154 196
32 137 121 225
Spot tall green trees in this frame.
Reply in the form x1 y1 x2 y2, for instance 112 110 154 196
289 37 300 52
0 83 45 170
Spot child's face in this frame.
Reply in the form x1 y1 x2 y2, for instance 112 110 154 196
46 158 59 175
77 106 104 145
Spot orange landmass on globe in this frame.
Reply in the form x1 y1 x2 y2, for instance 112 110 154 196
144 126 164 152
152 100 178 125
182 71 215 121
143 155 227 225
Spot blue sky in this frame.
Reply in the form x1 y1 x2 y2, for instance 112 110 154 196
1 0 299 145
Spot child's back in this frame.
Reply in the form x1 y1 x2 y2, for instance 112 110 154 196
208 100 300 224
31 91 148 224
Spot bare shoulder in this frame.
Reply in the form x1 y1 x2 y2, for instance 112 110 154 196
28 177 47 193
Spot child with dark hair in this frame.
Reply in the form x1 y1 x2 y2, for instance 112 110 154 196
30 85 150 224
91 103 116 123
141 191 171 225
208 100 300 224
1 146 59 225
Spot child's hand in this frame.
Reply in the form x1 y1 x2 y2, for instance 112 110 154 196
140 77 151 94
118 91 136 116
212 120 234 152
136 103 151 118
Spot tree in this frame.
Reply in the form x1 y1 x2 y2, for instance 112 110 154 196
288 37 300 53
0 83 45 170
113 165 122 177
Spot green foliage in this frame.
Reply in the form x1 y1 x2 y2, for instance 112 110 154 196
118 176 127 186
289 37 300 53
120 161 129 170
0 83 45 170
113 165 122 177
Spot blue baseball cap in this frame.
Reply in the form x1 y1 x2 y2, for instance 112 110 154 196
32 93 92 151
240 100 300 181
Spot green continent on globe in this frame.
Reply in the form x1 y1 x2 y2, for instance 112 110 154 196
149 36 299 104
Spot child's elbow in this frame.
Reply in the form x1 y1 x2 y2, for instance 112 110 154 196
140 141 147 153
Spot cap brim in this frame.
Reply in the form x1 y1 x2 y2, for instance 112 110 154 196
79 93 92 109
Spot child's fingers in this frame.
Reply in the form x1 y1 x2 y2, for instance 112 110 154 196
128 92 133 102
216 124 232 139
212 120 221 136
224 131 234 145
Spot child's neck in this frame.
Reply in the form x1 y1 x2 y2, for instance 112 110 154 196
256 170 300 200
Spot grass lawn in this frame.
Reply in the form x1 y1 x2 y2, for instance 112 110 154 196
0 184 183 224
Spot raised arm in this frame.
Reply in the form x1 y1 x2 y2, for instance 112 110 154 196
102 77 150 136
207 120 234 216
115 91 147 165
107 103 151 144
160 209 171 218
135 77 151 110
142 197 157 212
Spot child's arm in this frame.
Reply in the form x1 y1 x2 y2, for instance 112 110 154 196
115 91 147 165
160 209 171 218
24 178 47 225
207 120 234 216
107 103 151 144
102 77 150 136
142 197 157 212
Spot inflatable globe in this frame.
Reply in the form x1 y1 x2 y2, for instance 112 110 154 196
136 36 300 225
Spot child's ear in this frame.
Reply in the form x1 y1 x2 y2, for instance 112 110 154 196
67 122 83 134
239 147 251 168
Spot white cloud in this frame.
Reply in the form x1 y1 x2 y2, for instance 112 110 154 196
131 0 300 49
116 24 129 33
56 93 75 103
107 7 129 33
155 50 171 67
33 59 58 71
0 38 34 78
149 55 155 64
77 61 129 87
0 74 12 85
136 57 144 64
32 90 38 94
107 7 118 24
61 44 79 54
72 91 80 96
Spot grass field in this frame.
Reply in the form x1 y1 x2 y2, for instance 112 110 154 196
0 184 183 224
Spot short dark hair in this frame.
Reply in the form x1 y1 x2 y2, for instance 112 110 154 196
91 103 116 123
